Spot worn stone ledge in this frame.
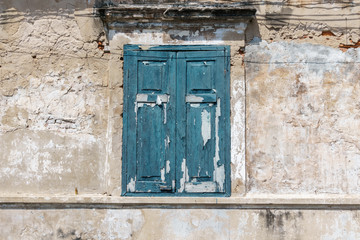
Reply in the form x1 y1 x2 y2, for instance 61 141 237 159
96 3 256 22
1 194 360 209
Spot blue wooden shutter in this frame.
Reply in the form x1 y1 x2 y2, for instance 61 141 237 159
176 50 229 194
123 49 176 193
123 45 230 196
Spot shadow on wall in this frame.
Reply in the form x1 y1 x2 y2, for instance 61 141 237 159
0 0 99 12
1 0 358 49
245 17 261 45
2 0 358 12
0 0 104 28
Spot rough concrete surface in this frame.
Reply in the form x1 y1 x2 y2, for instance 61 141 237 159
246 42 360 194
1 208 360 240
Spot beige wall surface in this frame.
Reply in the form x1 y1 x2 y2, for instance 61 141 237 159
1 0 360 239
2 208 360 240
246 42 360 194
0 0 112 195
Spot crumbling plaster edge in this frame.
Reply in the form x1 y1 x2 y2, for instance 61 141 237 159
1 194 360 208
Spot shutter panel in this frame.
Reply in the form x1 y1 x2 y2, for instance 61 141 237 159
123 45 230 196
123 50 176 193
176 50 228 193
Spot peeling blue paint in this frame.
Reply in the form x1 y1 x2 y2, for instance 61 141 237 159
122 45 230 196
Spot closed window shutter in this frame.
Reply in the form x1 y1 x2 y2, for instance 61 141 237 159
176 51 227 193
124 51 176 193
123 46 230 196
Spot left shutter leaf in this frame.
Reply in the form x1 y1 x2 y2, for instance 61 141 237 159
124 50 176 194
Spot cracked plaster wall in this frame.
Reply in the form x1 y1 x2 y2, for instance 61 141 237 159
246 42 360 194
1 0 360 239
0 0 116 195
242 0 360 196
1 0 359 196
2 208 360 240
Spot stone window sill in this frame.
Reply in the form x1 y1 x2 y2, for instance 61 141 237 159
1 194 360 209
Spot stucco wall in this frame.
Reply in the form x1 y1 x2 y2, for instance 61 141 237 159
1 0 360 239
246 42 360 194
0 0 112 195
2 208 360 240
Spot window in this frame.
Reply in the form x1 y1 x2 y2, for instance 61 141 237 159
122 45 230 196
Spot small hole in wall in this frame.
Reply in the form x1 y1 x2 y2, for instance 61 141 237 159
238 47 245 55
120 57 123 60
321 30 335 37
32 55 36 59
97 41 104 50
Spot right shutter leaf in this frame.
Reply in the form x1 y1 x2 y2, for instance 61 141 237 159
176 50 228 193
